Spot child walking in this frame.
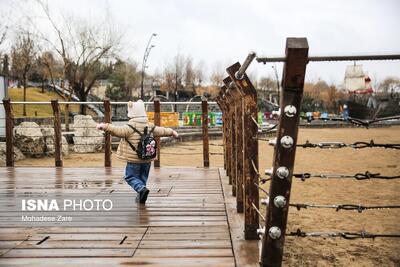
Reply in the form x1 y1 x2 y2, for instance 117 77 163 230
96 100 179 204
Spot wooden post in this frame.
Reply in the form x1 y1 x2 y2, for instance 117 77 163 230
260 38 309 267
221 86 231 179
216 93 226 170
2 98 14 167
154 99 161 168
226 62 259 240
224 81 237 196
51 99 63 167
223 76 244 212
103 99 111 167
201 97 210 168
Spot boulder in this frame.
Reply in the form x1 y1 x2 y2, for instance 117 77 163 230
14 122 45 157
72 115 104 153
0 142 25 166
40 126 69 157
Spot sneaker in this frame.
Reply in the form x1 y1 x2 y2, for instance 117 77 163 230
139 187 150 204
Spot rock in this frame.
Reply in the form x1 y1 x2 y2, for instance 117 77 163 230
14 122 45 157
72 115 104 153
40 126 69 157
0 142 25 166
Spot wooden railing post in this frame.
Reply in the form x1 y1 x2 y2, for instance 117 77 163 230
103 98 111 167
260 38 309 267
2 98 14 167
224 85 237 196
51 99 63 167
154 98 161 168
201 97 210 168
216 94 226 170
226 62 259 240
223 76 245 213
221 86 231 180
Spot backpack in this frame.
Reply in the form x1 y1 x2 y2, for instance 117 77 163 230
125 124 157 160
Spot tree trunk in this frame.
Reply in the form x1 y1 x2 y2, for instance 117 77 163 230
79 90 87 115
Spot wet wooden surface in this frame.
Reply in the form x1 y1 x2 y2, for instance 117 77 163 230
0 167 241 267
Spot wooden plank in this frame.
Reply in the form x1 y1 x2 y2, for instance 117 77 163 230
2 248 135 258
16 240 140 249
134 248 233 258
219 168 259 267
0 257 235 267
28 233 144 241
139 240 231 249
143 232 230 240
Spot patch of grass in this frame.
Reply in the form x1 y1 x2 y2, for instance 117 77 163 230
8 87 81 118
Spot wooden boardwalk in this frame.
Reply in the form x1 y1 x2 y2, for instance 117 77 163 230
0 167 258 267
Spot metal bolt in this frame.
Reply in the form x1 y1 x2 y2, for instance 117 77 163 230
257 227 265 236
269 138 277 146
269 226 282 239
280 136 294 148
284 105 297 117
274 196 287 208
276 166 289 179
265 168 274 176
261 197 270 205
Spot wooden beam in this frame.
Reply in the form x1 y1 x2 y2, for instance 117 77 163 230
223 78 237 197
103 99 112 167
201 97 210 168
226 63 259 240
260 37 309 267
2 98 14 167
51 99 63 167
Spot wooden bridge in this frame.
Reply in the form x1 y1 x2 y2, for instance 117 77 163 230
0 167 258 267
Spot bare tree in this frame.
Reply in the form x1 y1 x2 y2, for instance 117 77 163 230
210 62 224 87
34 0 122 114
183 56 196 94
10 31 37 116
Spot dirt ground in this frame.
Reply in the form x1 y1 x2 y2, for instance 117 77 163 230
15 126 400 266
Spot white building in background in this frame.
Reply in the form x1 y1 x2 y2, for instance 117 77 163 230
344 64 373 94
0 75 7 138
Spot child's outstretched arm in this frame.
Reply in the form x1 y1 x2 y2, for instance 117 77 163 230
153 125 179 138
96 123 131 138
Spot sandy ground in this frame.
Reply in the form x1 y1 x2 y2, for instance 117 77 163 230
15 126 400 266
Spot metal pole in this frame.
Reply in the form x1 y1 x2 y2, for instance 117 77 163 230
256 54 400 63
141 33 157 100
236 52 256 80
260 37 309 267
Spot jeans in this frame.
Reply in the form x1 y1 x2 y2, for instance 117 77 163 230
124 162 151 193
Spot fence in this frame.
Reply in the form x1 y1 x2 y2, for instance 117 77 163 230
1 99 219 168
218 38 400 267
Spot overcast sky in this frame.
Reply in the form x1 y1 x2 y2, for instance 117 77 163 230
4 0 400 85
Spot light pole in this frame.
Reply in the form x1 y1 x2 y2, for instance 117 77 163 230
272 64 280 104
140 33 157 100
